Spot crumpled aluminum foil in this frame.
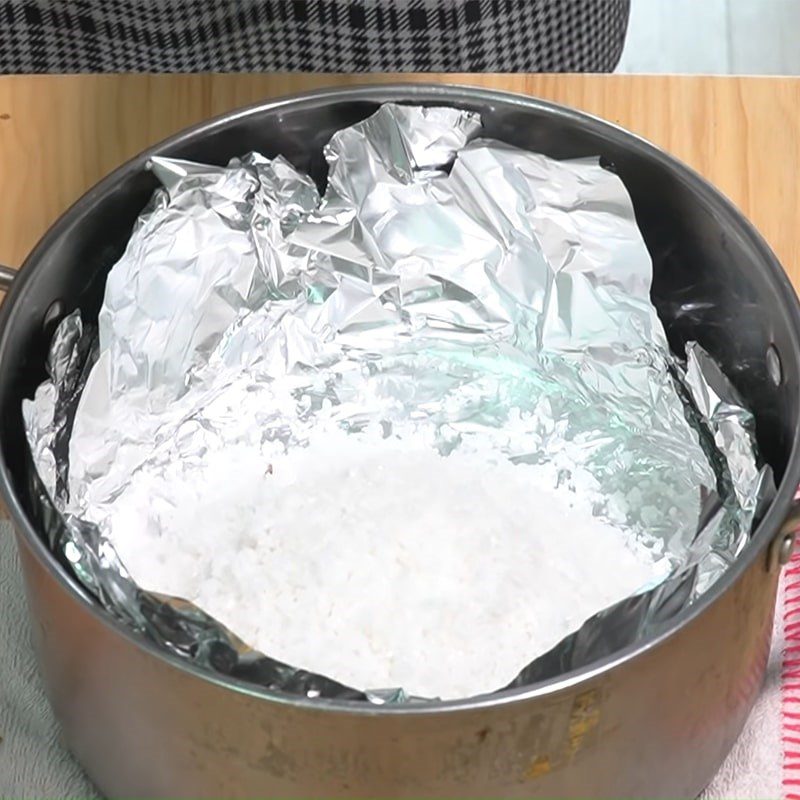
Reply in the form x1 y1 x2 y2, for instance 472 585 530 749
22 103 771 701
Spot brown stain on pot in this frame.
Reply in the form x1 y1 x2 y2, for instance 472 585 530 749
524 689 602 781
566 689 601 758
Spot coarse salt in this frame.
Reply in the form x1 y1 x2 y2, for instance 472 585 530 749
107 430 664 699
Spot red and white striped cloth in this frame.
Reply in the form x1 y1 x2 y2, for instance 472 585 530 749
784 544 800 799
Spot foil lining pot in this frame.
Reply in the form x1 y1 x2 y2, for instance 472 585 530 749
23 103 769 703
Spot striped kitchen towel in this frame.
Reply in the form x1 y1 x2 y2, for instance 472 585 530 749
783 547 800 800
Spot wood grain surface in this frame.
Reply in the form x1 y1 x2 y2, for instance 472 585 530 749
0 73 798 289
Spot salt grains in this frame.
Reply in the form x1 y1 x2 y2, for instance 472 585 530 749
107 431 663 699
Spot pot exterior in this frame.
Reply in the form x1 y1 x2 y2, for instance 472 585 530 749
14 526 777 799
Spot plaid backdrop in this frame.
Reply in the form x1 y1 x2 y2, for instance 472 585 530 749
0 0 630 73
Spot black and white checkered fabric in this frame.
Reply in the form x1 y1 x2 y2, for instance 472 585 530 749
0 0 630 73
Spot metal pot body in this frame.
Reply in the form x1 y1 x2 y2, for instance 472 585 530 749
2 85 799 799
12 527 778 798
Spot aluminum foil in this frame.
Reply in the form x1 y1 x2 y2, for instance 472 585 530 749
22 103 770 700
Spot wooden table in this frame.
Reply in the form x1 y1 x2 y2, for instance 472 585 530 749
0 74 799 289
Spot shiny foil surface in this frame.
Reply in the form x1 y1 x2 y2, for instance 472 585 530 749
23 104 768 700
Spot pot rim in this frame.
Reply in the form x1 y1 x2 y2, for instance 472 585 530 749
2 81 799 716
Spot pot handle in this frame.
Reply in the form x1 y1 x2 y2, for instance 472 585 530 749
0 264 16 291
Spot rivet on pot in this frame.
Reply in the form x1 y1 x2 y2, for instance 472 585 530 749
42 299 65 340
770 506 800 572
767 344 783 387
778 532 796 566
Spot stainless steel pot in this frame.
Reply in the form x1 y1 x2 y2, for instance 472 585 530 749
2 84 800 799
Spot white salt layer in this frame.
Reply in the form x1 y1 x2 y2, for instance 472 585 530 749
108 433 663 700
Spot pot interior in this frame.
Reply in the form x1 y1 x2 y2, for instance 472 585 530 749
2 85 799 591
